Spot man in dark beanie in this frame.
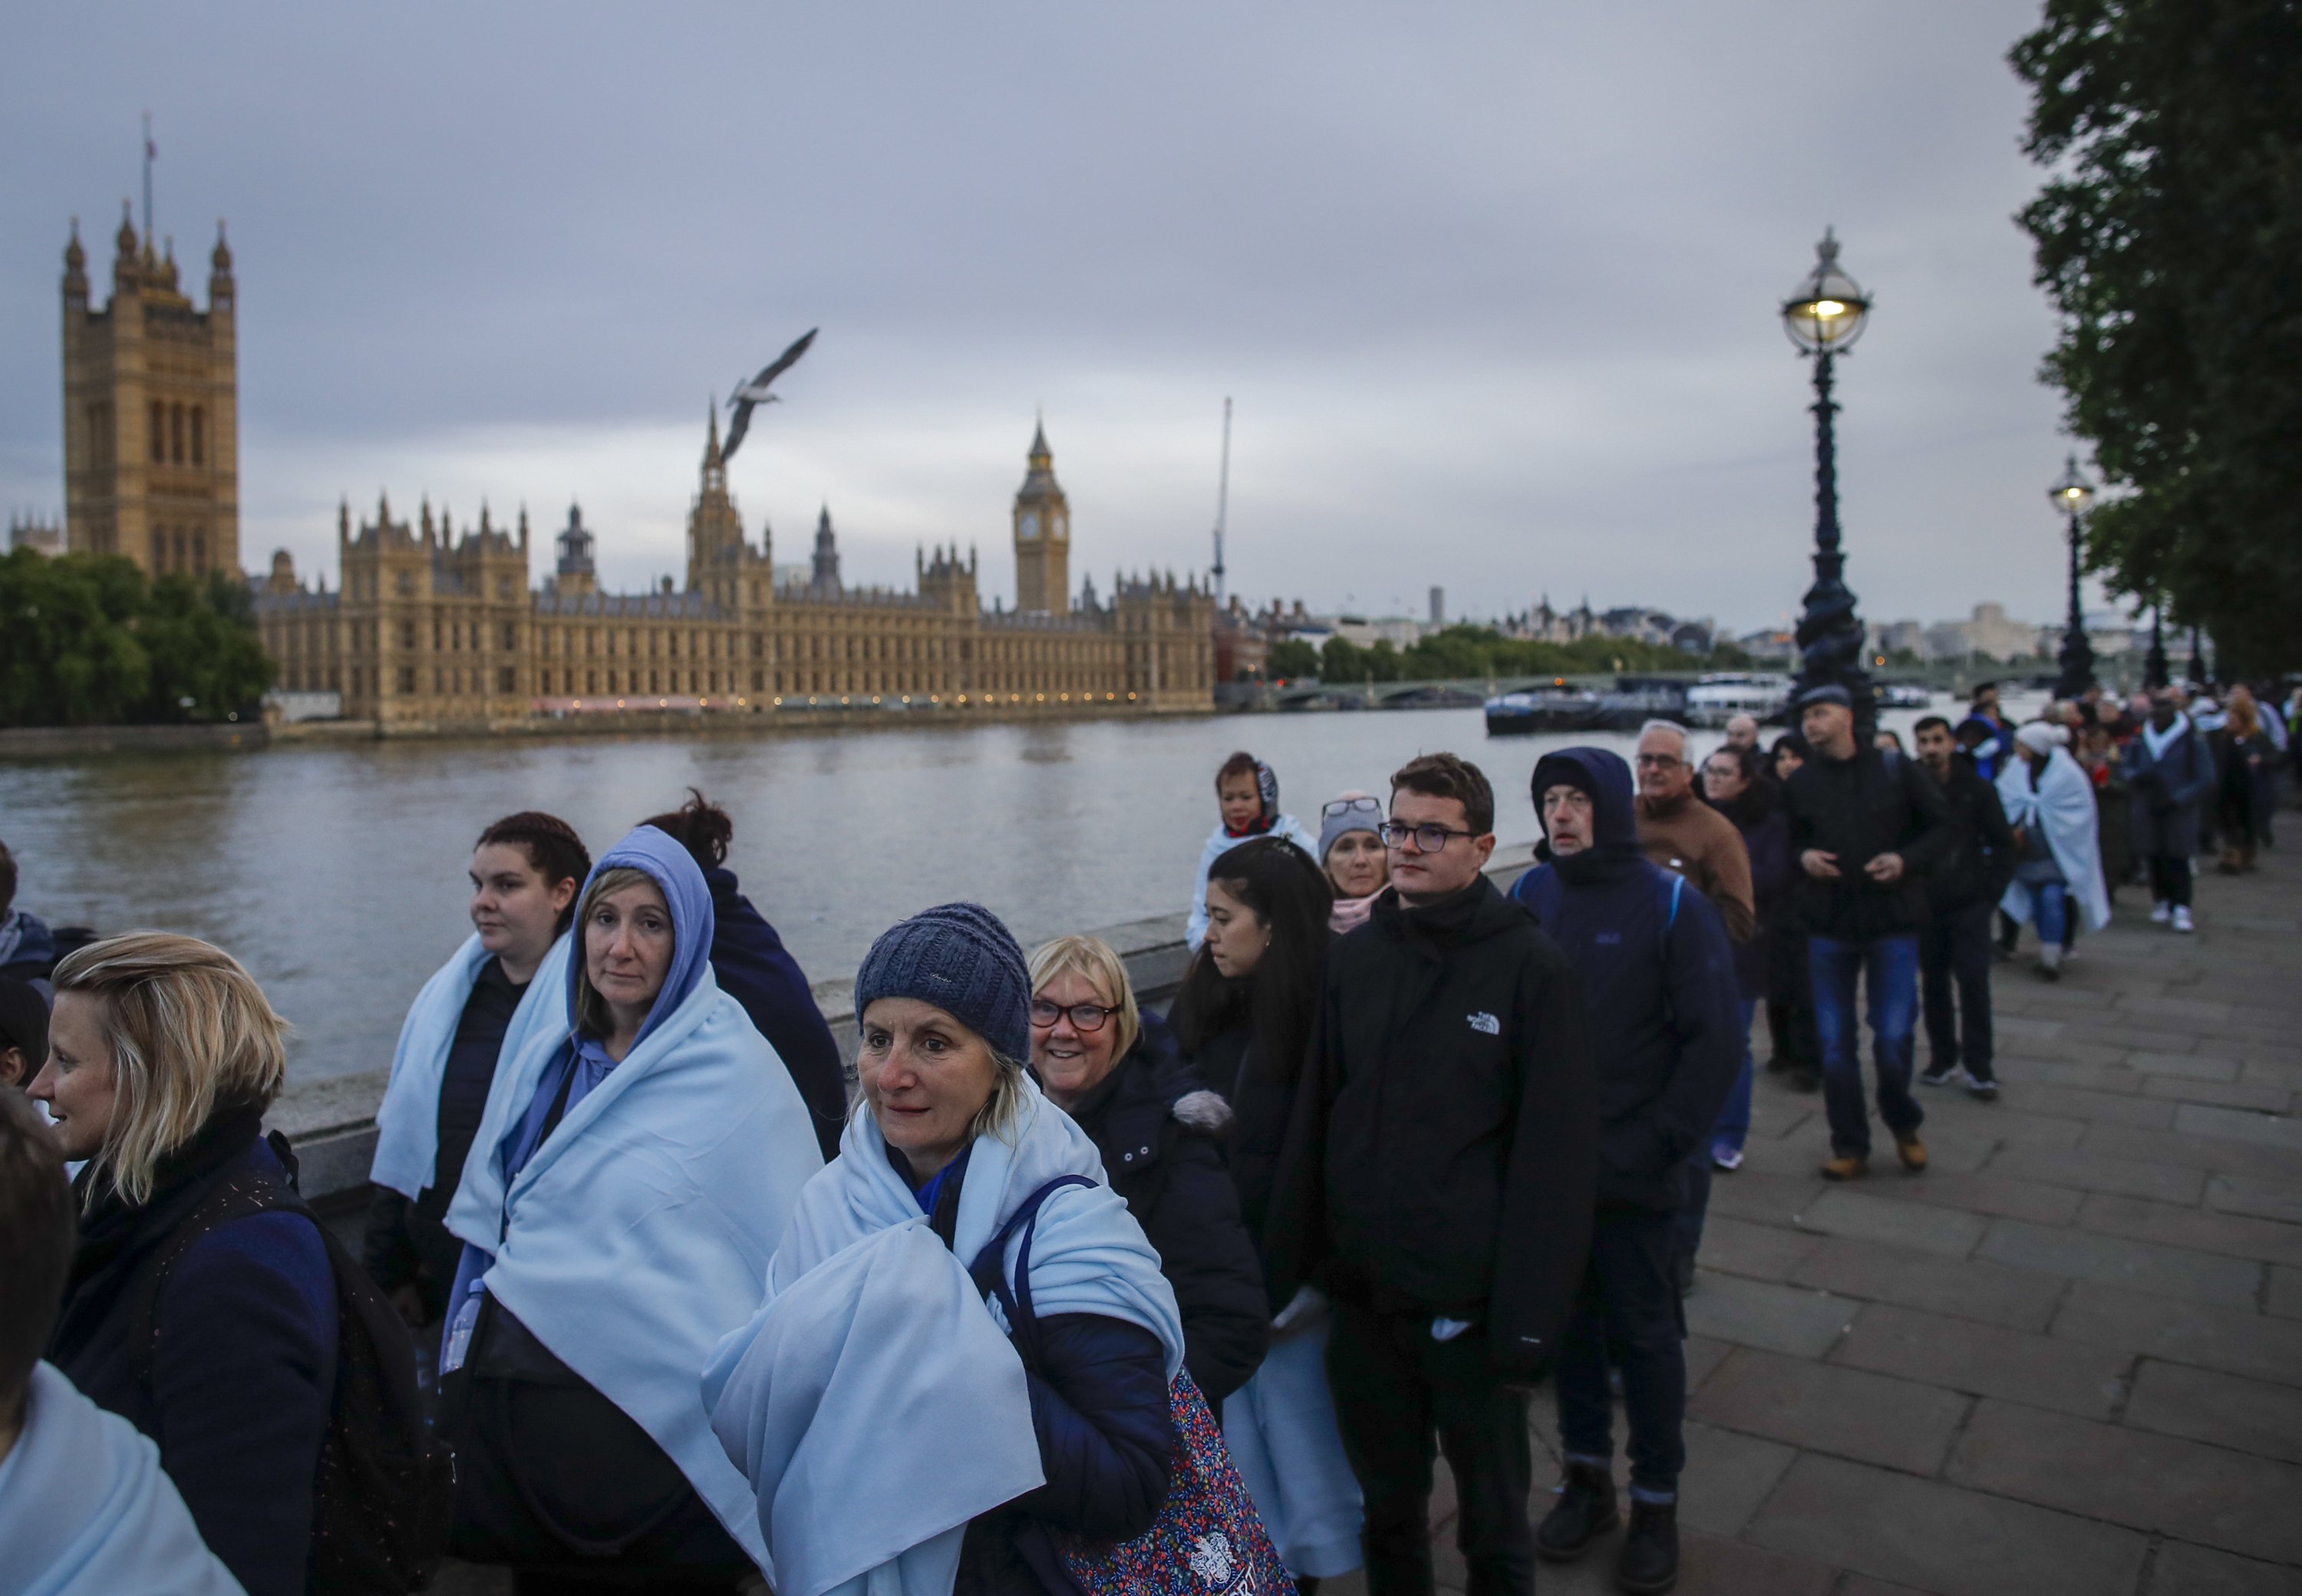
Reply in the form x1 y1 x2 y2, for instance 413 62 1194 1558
1268 752 1596 1596
1509 748 1741 1594
1783 684 1953 1181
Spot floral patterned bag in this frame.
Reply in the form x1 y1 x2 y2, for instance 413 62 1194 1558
971 1176 1297 1596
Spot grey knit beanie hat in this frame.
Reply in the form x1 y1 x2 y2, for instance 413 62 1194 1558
853 902 1033 1063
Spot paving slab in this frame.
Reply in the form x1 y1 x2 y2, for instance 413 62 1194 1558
2122 1358 2302 1464
1792 1187 1988 1259
1687 1347 1967 1476
1844 1168 2086 1227
1786 1235 2067 1331
2206 1172 2302 1225
2010 1057 2152 1093
1987 1143 2208 1205
1947 1398 2302 1565
2177 1102 2302 1153
2051 1281 2302 1387
1680 1271 1858 1359
1908 1100 2086 1148
1694 1214 1823 1282
1744 1454 2149 1596
2271 1266 2302 1321
1974 1217 2265 1306
2083 1120 2302 1185
2143 1542 2302 1596
1701 1169 1825 1228
1684 1333 1731 1393
1994 1080 2178 1129
1668 1532 1838 1596
1829 1301 2128 1420
2144 1076 2297 1113
2078 1192 2302 1268
1678 1421 1799 1539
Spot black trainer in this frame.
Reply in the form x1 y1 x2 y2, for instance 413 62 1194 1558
1617 1499 1679 1594
1918 1060 1957 1087
1535 1462 1619 1564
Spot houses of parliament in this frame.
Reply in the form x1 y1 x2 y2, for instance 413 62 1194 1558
51 211 1215 728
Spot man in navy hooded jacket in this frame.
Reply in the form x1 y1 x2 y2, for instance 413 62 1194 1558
1510 747 1741 1594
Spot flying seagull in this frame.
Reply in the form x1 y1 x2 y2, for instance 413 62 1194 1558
724 328 818 461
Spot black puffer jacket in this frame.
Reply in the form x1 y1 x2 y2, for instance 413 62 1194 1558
1057 1015 1271 1405
1265 875 1598 1380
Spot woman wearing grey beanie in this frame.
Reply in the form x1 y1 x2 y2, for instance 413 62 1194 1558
705 902 1188 1596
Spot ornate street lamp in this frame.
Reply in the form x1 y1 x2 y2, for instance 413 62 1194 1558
2047 455 2096 699
1781 229 1875 726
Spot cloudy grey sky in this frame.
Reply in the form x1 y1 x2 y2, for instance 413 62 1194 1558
2 2 2108 632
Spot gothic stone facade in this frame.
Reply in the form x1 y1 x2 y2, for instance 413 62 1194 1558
60 212 239 579
256 419 1215 727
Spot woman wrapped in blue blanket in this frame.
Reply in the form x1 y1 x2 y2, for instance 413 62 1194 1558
439 825 824 1591
704 902 1186 1596
364 810 589 1331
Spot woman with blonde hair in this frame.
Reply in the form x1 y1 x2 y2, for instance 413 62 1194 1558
36 932 336 1596
1027 932 1268 1406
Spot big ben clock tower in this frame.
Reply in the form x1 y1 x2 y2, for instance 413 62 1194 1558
1011 417 1070 614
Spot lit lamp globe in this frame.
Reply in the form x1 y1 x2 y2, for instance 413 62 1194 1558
1781 229 1872 354
2049 455 2094 515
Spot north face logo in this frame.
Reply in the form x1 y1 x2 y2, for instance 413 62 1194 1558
1467 1011 1500 1035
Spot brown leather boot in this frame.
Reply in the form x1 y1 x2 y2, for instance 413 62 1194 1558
1895 1131 1928 1172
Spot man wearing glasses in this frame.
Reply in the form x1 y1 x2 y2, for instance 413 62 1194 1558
1268 753 1597 1596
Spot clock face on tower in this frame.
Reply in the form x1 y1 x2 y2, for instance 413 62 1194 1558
1018 512 1040 541
1052 513 1067 539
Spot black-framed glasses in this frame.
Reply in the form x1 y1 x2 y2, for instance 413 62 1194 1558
1030 1000 1119 1031
1634 753 1687 769
1322 796 1383 820
1378 820 1477 852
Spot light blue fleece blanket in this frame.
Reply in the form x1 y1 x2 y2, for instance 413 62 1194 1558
369 932 571 1200
0 1361 246 1596
702 1083 1184 1596
1997 749 2111 932
443 960 823 1573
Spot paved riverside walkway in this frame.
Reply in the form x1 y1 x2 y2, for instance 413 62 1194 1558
1405 840 2302 1596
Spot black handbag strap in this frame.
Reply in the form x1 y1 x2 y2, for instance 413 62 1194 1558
967 1174 1096 1364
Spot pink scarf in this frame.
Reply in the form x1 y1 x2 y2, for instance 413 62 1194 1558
1329 893 1379 936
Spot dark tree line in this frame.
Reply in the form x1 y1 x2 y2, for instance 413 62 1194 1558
0 549 274 727
1262 625 1732 684
2012 0 2302 674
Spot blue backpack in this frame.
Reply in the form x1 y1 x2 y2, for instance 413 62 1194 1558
1512 862 1686 1027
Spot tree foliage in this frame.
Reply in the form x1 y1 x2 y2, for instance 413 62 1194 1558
1281 625 1711 683
2010 0 2302 674
0 550 274 727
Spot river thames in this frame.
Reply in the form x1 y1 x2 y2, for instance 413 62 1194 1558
1 701 1950 1080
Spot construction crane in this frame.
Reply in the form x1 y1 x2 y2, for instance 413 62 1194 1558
1211 397 1232 606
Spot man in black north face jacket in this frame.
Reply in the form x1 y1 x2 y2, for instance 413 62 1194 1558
1267 753 1596 1596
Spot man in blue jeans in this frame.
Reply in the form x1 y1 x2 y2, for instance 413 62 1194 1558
1780 687 1954 1181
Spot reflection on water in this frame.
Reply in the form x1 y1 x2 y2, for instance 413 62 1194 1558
0 702 1938 1080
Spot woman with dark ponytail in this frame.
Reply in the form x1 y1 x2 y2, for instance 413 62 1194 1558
639 790 847 1161
1170 837 1362 1586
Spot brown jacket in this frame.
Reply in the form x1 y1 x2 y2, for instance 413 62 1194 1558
1636 790 1756 943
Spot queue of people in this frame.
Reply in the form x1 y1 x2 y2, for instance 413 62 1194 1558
0 684 2285 1596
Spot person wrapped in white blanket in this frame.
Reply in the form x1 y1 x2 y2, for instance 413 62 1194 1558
704 902 1186 1596
439 824 824 1590
1997 721 2110 979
